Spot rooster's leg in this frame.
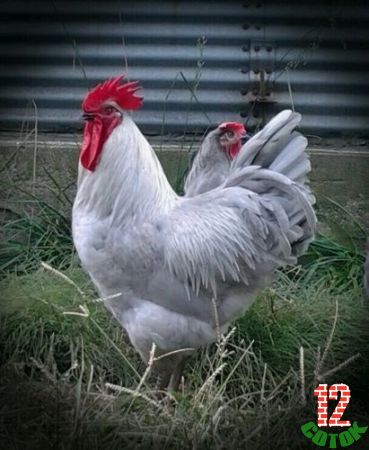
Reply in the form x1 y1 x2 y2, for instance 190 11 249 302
155 371 171 392
168 357 187 392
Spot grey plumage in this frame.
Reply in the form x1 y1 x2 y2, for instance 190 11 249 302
72 109 316 389
184 127 231 197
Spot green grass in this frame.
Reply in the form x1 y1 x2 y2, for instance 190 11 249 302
0 201 74 276
0 236 368 449
0 168 75 278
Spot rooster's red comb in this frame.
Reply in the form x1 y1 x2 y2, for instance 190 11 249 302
82 75 143 112
218 122 246 135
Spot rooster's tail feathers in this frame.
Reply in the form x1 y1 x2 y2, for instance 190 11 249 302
226 109 316 258
233 110 310 183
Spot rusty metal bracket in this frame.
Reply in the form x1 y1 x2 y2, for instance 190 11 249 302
247 41 276 103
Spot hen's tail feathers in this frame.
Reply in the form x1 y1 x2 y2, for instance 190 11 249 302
228 110 316 257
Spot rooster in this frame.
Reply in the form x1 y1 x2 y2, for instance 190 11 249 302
72 75 316 391
184 122 246 196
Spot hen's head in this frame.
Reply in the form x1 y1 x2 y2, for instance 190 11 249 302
217 122 246 159
81 75 143 171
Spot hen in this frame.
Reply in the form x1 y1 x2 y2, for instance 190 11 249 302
184 122 246 196
72 76 316 390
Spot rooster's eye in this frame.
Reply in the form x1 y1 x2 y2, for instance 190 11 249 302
104 106 115 115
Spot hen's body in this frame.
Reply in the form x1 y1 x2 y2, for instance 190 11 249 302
184 123 246 196
184 128 231 197
73 109 316 387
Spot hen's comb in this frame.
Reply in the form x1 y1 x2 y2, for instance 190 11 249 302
82 75 143 112
218 122 246 135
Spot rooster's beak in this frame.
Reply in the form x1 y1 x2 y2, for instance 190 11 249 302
82 113 94 121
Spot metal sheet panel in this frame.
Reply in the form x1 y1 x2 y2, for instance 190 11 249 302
0 0 369 136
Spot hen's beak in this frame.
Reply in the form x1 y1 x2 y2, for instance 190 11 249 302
241 132 253 144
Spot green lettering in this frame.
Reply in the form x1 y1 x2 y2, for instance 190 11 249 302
312 430 328 447
301 421 368 448
301 421 317 439
348 421 368 440
339 431 354 447
328 433 338 449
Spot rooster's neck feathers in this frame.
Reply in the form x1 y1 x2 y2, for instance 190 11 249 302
75 115 176 223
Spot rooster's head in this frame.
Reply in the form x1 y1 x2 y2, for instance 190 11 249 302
218 122 246 159
81 75 143 171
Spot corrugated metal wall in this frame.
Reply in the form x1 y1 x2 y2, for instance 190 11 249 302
0 0 369 136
